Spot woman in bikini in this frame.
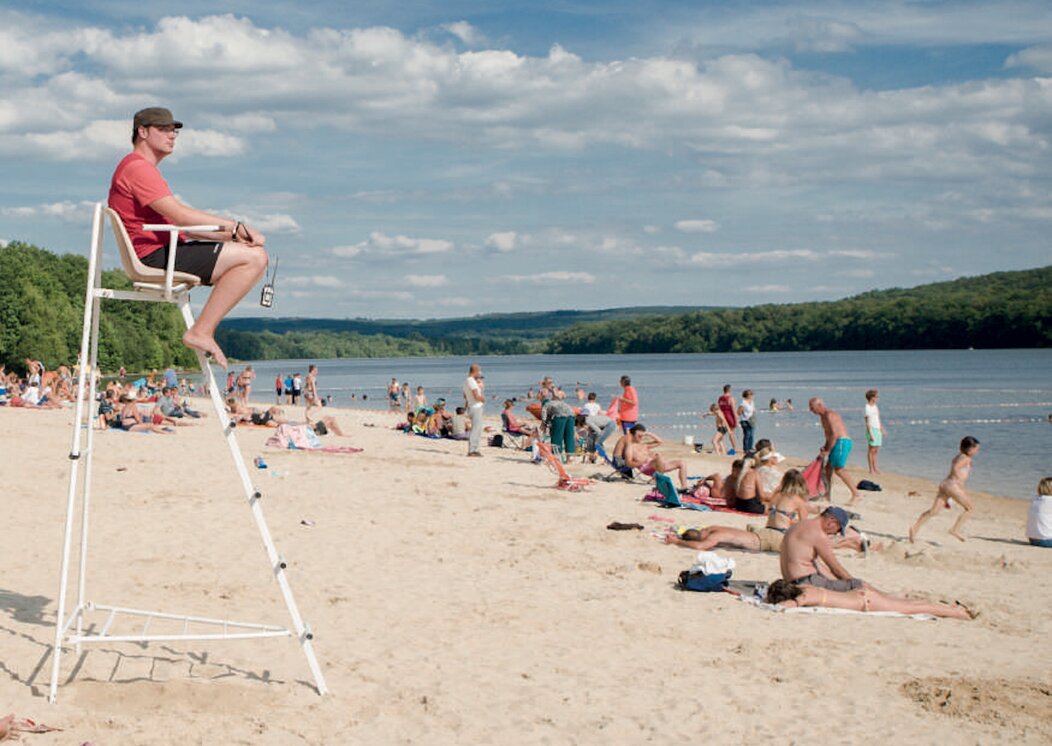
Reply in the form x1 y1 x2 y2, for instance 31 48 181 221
117 395 171 434
910 435 979 543
765 578 975 619
665 470 814 553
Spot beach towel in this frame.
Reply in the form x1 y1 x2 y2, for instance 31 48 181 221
802 457 827 498
736 595 936 620
265 424 362 454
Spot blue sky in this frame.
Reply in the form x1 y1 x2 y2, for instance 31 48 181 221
2 1 1050 318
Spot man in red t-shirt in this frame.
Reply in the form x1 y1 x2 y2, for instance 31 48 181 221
108 107 268 368
717 384 739 454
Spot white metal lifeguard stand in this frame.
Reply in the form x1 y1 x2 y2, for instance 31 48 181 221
48 203 328 702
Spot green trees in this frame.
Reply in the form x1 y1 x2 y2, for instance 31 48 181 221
546 267 1052 354
0 242 195 373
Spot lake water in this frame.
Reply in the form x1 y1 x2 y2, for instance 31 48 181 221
238 350 1052 500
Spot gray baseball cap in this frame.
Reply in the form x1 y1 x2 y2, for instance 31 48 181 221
133 107 183 130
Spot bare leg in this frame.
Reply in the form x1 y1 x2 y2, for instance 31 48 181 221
836 467 862 505
868 445 880 474
322 416 346 436
727 429 738 453
183 242 268 368
909 493 946 542
654 456 689 489
865 591 972 620
944 484 974 542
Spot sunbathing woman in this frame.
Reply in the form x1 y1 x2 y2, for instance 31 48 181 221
698 459 743 504
910 435 980 543
666 470 814 553
765 578 975 620
116 395 172 433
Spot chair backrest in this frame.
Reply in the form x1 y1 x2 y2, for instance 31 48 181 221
655 473 680 506
104 207 201 288
535 441 572 481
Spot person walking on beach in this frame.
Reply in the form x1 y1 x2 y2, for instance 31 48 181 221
388 378 400 409
464 363 485 457
108 107 268 368
910 436 980 543
275 374 283 404
304 364 321 424
864 389 886 474
738 388 757 453
717 385 739 454
616 375 639 433
809 397 861 504
703 403 730 455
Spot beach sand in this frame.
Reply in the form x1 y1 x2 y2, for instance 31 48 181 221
2 401 1050 744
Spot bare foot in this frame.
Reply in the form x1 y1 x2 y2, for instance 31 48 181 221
950 530 967 543
182 329 228 368
847 494 862 506
955 601 979 620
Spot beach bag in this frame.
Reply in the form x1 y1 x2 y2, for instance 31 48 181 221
488 433 504 448
857 479 882 491
676 569 732 592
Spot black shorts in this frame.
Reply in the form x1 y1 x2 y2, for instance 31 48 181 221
140 241 224 285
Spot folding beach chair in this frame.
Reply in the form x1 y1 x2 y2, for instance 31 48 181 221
593 443 647 483
500 413 530 450
535 442 592 492
49 204 327 703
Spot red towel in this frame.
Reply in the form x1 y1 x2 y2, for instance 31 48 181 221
802 457 826 498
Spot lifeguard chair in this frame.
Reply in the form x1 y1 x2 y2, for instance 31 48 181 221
48 203 327 702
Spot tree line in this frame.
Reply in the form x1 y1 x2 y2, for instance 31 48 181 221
544 266 1052 353
2 240 1047 374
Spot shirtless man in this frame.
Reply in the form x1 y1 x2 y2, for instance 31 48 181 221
809 397 861 504
780 507 867 591
108 107 268 368
910 436 980 543
623 424 689 490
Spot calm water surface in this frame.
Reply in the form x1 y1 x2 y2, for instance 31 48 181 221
240 350 1051 499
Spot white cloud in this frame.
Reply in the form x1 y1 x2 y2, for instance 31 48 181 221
405 274 448 287
643 225 660 234
502 271 595 284
744 284 791 293
439 21 485 47
244 212 300 233
689 249 819 267
334 231 454 257
286 275 345 288
1005 44 1052 72
675 219 720 233
1 200 96 223
485 231 518 252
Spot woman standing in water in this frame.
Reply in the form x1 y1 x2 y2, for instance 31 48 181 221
910 436 979 543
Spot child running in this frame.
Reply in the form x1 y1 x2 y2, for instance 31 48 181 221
910 435 980 543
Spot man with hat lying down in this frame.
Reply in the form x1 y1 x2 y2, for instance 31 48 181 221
780 507 870 591
109 107 269 368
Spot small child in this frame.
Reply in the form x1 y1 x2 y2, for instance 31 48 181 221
702 403 730 455
910 436 979 543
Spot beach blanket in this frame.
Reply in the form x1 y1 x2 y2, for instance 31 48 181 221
265 424 363 454
736 594 936 620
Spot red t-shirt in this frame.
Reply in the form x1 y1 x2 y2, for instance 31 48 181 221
619 385 639 422
108 152 175 259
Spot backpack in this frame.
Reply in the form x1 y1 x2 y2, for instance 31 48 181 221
488 433 504 448
676 569 732 592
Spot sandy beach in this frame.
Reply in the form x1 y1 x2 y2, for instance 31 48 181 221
2 400 1050 744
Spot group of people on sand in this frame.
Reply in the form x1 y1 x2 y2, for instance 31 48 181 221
0 359 80 408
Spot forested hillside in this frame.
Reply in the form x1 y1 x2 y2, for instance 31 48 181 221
545 267 1052 353
0 242 195 371
2 239 1047 373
